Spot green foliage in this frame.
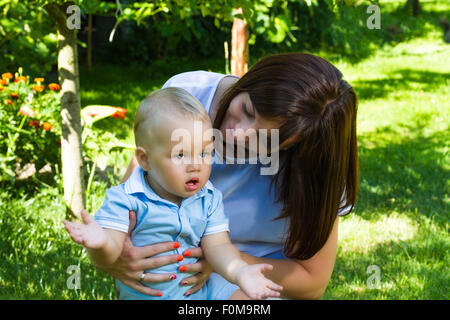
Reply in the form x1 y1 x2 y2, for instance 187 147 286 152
249 0 450 62
321 0 449 62
0 68 61 184
0 0 57 75
0 69 131 193
249 0 335 56
81 105 129 167
80 105 134 200
1 0 382 71
96 14 230 65
0 0 118 74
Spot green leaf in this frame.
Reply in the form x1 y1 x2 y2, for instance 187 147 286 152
267 16 289 43
214 17 220 28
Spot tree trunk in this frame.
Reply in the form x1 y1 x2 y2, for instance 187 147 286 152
412 0 420 16
44 3 85 219
87 14 92 71
231 8 248 77
404 0 420 17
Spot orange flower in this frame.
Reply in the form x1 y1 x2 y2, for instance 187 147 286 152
5 99 13 105
48 83 60 91
43 122 52 131
29 120 41 128
33 84 45 92
34 77 44 83
19 106 35 117
2 73 13 80
9 92 19 100
1 79 7 86
111 107 127 119
14 76 27 83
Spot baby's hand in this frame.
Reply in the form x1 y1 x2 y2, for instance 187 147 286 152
235 264 283 300
63 210 108 249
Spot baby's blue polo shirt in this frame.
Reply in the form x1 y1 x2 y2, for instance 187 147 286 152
94 165 229 300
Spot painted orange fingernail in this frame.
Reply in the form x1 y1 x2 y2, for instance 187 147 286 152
177 255 184 261
179 265 187 272
173 242 180 249
157 292 162 297
183 250 191 257
182 281 189 286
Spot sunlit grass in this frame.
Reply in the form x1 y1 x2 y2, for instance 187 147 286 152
321 13 449 298
0 188 116 299
339 213 419 253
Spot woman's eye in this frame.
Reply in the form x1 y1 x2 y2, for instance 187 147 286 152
200 151 209 158
175 152 184 159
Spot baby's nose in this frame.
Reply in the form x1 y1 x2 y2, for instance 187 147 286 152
186 161 201 172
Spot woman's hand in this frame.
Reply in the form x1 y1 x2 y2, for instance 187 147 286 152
179 247 214 296
91 211 182 296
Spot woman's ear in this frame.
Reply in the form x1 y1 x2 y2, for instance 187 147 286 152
135 147 150 171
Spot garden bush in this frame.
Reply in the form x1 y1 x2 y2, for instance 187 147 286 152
0 69 61 184
0 68 131 192
0 2 57 76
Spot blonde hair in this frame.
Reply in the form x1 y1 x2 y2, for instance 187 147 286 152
134 87 209 147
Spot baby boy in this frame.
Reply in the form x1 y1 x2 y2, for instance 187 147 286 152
63 87 282 300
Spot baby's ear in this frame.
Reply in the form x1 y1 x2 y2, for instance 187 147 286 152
135 147 150 171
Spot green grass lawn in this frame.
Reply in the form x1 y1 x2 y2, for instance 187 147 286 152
0 0 448 299
323 36 449 299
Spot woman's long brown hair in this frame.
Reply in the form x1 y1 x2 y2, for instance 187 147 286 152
214 53 359 260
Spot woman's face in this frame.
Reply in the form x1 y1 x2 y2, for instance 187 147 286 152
219 92 280 146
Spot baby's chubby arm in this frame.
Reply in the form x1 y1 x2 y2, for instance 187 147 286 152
201 232 283 300
64 210 126 266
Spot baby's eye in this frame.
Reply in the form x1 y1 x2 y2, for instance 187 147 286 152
175 152 184 159
200 151 209 158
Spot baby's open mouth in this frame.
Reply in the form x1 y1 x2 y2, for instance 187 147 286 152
185 178 199 191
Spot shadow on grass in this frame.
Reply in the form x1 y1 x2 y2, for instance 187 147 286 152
327 233 449 299
78 57 225 141
328 113 449 299
317 0 450 64
353 69 450 100
353 112 448 226
78 65 165 142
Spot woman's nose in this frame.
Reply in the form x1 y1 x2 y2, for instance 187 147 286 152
234 123 257 139
235 118 255 133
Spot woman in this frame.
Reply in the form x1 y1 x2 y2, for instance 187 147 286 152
94 52 359 299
